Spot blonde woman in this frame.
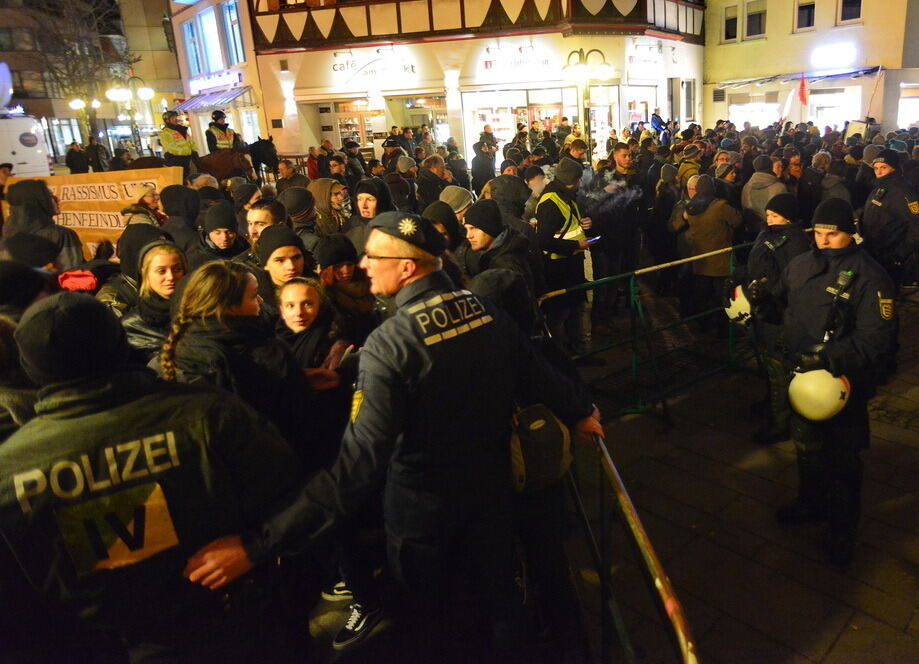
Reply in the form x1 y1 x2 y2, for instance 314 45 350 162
158 260 320 467
121 241 187 361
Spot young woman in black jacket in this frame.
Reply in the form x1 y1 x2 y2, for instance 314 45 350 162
159 260 324 469
121 241 187 362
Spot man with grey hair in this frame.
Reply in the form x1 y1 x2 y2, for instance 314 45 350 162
188 173 220 190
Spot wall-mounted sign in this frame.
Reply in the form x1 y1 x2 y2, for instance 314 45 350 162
189 70 243 96
331 54 419 87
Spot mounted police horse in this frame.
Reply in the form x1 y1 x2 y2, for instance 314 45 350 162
248 136 279 184
128 141 274 184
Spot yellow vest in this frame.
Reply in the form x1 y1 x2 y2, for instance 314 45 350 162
158 127 197 156
208 125 236 150
536 191 585 259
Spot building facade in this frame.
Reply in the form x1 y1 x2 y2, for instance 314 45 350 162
246 0 704 159
703 0 919 131
169 0 268 153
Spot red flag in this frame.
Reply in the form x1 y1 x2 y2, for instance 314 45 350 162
798 73 808 106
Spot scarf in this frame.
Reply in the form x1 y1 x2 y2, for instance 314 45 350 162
136 292 173 328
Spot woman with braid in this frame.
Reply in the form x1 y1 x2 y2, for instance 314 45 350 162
157 260 323 469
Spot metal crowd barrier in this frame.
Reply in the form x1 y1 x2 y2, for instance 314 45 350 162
566 434 699 664
539 243 755 418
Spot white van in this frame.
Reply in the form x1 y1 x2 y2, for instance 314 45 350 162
0 112 53 177
0 64 52 177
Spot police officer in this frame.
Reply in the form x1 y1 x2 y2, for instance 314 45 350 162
159 110 198 176
860 148 919 286
0 293 306 662
772 198 896 566
185 211 602 658
732 193 811 445
206 110 242 154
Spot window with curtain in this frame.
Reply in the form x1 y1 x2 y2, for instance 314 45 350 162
724 5 738 42
796 1 815 30
745 0 766 38
223 0 246 66
839 0 861 23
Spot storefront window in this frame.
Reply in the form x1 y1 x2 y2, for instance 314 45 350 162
623 86 656 129
239 108 260 144
728 102 779 129
461 87 578 158
49 117 82 158
588 85 620 161
199 8 225 74
809 88 861 131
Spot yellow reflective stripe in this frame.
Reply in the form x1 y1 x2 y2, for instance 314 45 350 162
537 192 585 259
158 129 196 155
209 127 235 149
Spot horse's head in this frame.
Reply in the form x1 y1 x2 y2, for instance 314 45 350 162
250 136 279 171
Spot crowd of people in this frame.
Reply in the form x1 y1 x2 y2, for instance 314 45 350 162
0 110 915 662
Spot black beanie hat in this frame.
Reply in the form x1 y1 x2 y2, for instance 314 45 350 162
464 199 504 238
231 183 258 210
204 200 239 234
15 292 130 386
277 186 315 218
764 193 800 223
4 233 60 268
500 159 517 172
422 201 463 251
0 260 48 311
160 184 201 223
354 179 380 198
257 224 306 266
872 149 900 170
812 198 857 234
523 166 544 182
555 157 583 186
753 155 774 173
315 234 358 268
198 186 225 202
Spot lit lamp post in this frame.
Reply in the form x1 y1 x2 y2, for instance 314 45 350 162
67 97 102 145
106 76 155 156
564 49 617 162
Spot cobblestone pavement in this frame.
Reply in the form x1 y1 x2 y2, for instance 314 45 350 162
568 289 919 663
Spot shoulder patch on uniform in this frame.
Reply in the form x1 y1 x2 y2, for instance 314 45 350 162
879 292 894 320
349 389 363 422
908 201 919 215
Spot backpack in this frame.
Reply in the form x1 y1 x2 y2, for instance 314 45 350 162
509 404 572 493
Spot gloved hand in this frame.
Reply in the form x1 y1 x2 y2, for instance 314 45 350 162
794 350 827 373
722 277 737 307
747 277 769 303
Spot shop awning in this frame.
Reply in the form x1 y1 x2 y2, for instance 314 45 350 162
173 86 252 112
714 66 882 90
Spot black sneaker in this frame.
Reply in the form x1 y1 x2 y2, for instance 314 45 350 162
332 603 385 651
320 580 353 602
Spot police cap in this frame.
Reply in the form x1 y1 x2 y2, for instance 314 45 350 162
368 211 447 256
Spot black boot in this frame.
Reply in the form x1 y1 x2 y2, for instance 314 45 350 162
775 452 827 525
823 460 863 567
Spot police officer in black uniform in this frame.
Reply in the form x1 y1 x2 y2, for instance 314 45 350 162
771 198 897 566
185 211 602 659
0 293 307 662
860 148 919 287
732 192 811 445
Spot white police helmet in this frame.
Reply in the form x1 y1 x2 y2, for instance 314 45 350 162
724 284 752 325
788 369 851 421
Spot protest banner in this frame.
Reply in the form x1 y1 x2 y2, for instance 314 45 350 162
3 167 184 259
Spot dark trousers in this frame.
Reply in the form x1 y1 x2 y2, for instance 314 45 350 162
164 154 192 177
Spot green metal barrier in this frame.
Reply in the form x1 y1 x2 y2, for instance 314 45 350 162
539 243 755 418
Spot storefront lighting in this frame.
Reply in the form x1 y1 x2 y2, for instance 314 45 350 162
137 87 155 101
353 98 369 107
811 43 856 71
90 98 101 109
564 49 616 82
68 98 86 110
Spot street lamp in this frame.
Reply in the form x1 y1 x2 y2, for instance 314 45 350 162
106 76 155 156
564 49 619 162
